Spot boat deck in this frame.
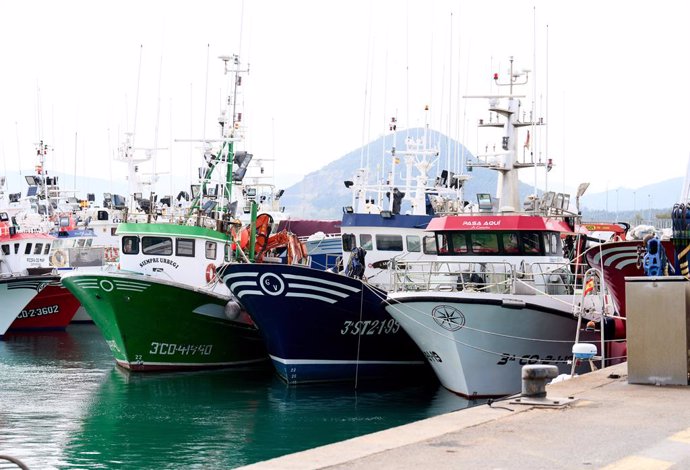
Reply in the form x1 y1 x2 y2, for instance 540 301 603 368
237 362 690 469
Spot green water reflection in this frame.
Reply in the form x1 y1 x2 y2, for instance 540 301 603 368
0 325 477 469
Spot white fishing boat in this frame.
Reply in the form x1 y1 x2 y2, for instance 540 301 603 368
384 58 609 398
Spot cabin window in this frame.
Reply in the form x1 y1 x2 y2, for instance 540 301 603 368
33 243 43 255
451 233 469 254
24 243 32 255
436 233 451 255
359 234 373 251
85 239 93 248
406 235 421 253
225 244 232 262
1 244 9 255
375 234 403 251
342 233 356 252
111 227 117 236
14 243 19 254
205 241 217 260
469 232 498 254
44 244 51 255
122 236 140 255
520 232 542 254
143 237 173 256
76 239 86 248
97 210 109 221
423 235 437 254
501 232 520 254
176 238 195 257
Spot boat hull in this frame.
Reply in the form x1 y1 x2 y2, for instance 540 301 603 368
8 282 81 331
61 273 267 371
222 263 426 384
584 240 675 317
0 276 60 336
386 292 597 398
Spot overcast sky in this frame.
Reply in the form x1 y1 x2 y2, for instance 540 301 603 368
1 0 688 201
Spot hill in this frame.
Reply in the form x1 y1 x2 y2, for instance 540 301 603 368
279 128 541 219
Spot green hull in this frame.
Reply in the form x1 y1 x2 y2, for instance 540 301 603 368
62 273 267 371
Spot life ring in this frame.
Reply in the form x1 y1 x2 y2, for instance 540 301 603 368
50 249 68 268
104 247 119 263
205 263 217 283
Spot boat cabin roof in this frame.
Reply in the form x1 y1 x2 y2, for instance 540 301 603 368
116 222 231 243
428 214 573 233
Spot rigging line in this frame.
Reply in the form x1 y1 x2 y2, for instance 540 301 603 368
545 24 550 192
354 283 365 390
132 45 143 148
405 0 409 133
380 47 389 191
169 98 173 195
359 2 373 170
15 122 21 176
238 0 245 56
447 11 452 174
381 297 574 364
532 6 538 200
203 44 210 142
153 52 164 185
364 283 582 344
365 40 376 172
189 83 193 187
35 83 42 141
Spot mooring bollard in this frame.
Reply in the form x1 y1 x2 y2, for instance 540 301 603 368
521 365 559 398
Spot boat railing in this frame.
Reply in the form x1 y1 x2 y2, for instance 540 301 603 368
389 259 580 297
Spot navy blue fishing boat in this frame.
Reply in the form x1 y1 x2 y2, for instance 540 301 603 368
222 122 470 383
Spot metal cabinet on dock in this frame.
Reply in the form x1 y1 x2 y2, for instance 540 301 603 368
625 276 690 386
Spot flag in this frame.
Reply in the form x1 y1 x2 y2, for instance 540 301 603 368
584 277 595 296
523 130 530 149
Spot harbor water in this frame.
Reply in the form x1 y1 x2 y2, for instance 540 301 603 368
0 324 479 469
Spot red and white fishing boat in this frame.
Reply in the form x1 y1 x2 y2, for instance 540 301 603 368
0 213 64 335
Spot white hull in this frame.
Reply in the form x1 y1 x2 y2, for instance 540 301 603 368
386 291 592 397
0 279 45 335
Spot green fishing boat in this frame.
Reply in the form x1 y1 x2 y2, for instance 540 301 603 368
62 54 273 371
61 272 266 370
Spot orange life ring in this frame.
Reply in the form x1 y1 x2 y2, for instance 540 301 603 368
104 247 119 263
205 263 217 283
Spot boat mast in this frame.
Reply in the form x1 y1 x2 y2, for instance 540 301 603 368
466 57 546 213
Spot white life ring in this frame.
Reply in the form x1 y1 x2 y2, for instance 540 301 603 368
205 263 217 283
50 249 68 268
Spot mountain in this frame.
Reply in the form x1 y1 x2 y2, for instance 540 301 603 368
279 128 541 219
3 129 684 221
579 178 684 213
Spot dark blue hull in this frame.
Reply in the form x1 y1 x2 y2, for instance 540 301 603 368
222 264 426 384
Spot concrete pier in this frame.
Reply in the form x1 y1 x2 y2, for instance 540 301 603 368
237 363 690 469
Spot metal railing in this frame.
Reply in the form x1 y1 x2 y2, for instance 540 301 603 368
389 259 580 298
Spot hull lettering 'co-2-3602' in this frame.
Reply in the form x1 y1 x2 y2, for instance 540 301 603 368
16 304 60 319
